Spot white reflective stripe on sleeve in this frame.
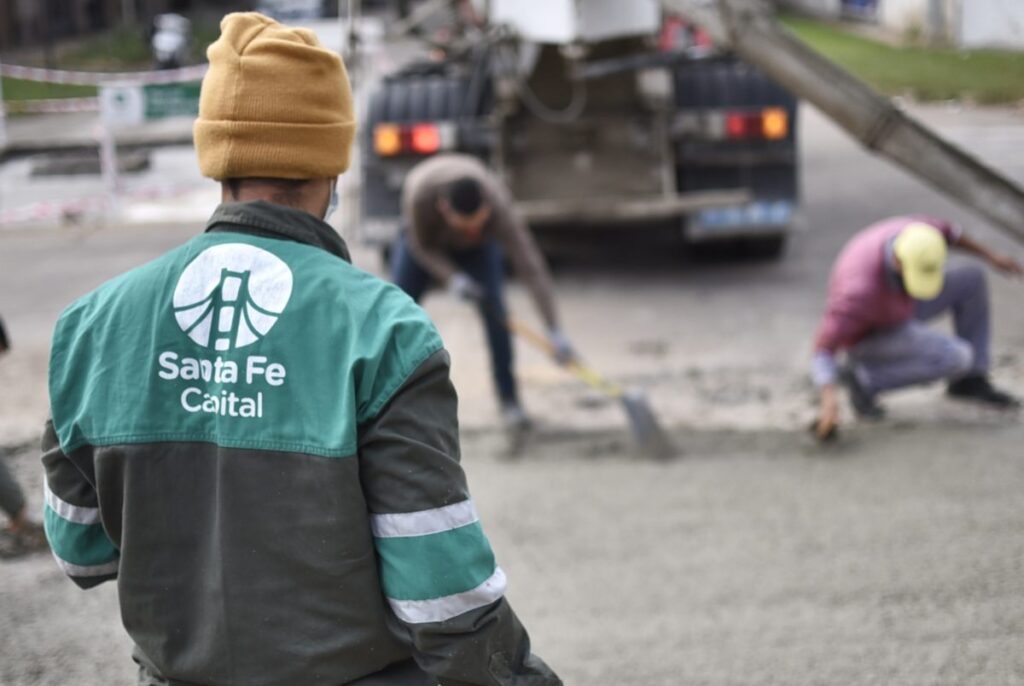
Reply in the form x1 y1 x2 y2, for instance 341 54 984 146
43 478 101 525
51 551 119 578
371 499 479 538
388 566 507 624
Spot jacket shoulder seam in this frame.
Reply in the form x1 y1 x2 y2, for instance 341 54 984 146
362 342 446 424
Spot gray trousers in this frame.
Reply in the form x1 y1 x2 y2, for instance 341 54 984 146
850 264 990 395
0 457 26 521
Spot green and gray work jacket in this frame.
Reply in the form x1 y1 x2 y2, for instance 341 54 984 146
42 201 560 686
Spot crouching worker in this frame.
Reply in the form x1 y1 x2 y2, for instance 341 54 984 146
0 320 48 560
393 153 575 430
814 215 1022 438
42 13 561 686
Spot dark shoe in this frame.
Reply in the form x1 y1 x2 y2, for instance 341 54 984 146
840 367 886 420
501 402 532 433
500 402 533 457
0 521 49 560
947 375 1021 409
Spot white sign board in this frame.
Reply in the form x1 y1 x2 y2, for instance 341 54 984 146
960 0 1024 49
100 84 145 128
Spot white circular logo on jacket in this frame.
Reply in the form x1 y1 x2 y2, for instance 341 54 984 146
172 243 293 351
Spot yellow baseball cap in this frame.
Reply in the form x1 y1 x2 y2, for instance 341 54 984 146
893 223 947 300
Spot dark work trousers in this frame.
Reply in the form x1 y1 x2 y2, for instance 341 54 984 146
391 231 518 405
0 457 26 521
850 264 990 393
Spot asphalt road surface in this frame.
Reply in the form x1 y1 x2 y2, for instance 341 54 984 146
1 101 1023 684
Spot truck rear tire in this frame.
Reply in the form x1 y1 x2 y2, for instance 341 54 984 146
367 73 479 127
675 59 793 109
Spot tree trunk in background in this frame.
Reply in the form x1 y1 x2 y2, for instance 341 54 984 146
122 0 137 26
41 0 54 67
11 0 42 49
70 0 89 36
0 2 12 51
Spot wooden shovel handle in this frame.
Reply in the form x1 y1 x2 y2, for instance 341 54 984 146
506 316 623 398
505 316 554 353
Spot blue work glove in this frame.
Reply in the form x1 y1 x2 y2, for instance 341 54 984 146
448 272 484 303
547 329 576 366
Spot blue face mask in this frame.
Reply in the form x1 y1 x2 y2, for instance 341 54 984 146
324 185 339 222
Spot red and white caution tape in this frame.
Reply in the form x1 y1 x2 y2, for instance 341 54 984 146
4 97 100 114
0 63 207 86
0 182 205 227
0 194 108 225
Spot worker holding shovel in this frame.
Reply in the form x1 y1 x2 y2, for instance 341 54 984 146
393 153 576 431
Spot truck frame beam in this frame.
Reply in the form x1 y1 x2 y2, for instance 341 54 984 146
517 189 752 225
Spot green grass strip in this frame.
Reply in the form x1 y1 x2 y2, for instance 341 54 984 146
782 15 1024 104
2 77 97 102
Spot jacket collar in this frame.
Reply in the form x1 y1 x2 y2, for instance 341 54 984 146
205 200 352 263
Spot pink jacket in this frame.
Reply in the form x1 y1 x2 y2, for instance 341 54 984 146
814 215 959 355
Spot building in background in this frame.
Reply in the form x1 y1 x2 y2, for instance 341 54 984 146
877 0 1024 48
777 0 1024 49
841 0 877 20
958 1 1024 49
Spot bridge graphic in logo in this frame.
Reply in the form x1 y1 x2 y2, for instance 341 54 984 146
172 243 293 351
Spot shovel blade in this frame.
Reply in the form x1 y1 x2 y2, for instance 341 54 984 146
620 389 676 460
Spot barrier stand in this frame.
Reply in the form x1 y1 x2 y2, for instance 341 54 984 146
0 62 203 227
0 60 7 152
96 82 146 225
96 123 120 222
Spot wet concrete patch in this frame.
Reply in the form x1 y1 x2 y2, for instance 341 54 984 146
461 416 1021 464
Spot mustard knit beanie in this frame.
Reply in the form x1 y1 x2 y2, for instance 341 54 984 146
194 12 355 180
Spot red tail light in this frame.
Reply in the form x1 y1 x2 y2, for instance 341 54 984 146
410 124 442 154
374 122 454 157
725 113 752 139
724 109 789 140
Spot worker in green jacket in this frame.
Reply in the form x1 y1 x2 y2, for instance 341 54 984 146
43 13 561 686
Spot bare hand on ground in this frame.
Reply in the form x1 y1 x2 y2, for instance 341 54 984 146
814 385 840 442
